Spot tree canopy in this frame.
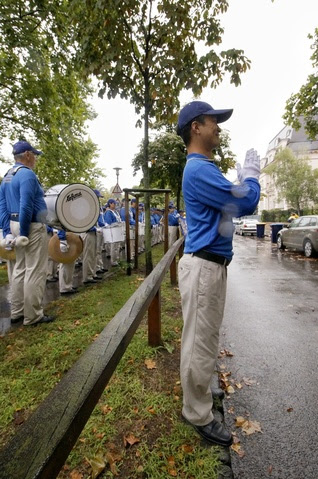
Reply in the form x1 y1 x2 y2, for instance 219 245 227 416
0 0 102 187
283 28 318 141
266 147 318 214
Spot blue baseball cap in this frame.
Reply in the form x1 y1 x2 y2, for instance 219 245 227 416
177 101 233 130
12 140 42 156
93 189 104 198
107 198 116 206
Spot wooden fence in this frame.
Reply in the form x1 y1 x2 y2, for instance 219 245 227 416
0 237 184 479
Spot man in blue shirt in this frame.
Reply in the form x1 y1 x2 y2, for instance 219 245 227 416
0 140 54 326
177 101 260 447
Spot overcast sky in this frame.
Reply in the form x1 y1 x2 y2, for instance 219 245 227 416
1 0 317 190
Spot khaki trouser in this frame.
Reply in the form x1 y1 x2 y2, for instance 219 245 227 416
168 226 178 248
178 254 227 426
10 222 48 325
96 228 104 271
59 261 75 292
81 231 97 282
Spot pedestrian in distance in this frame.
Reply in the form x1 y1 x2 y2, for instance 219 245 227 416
176 101 261 447
0 140 54 326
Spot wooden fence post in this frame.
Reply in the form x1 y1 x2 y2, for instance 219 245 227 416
148 288 161 347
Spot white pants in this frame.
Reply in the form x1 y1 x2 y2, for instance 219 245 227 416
81 231 97 282
10 222 48 325
178 254 227 426
47 232 58 280
59 261 76 292
168 226 178 248
96 229 104 271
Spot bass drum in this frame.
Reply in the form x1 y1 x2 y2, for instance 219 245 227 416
44 184 100 233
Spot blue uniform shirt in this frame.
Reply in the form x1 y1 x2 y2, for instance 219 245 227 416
182 154 260 260
0 163 47 237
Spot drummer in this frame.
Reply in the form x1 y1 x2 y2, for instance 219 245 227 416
104 198 122 266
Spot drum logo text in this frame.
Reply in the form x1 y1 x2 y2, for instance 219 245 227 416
66 192 82 202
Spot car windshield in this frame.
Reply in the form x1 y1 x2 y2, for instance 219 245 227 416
290 218 301 227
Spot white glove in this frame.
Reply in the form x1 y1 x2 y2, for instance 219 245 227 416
4 234 16 250
236 156 260 183
15 236 29 247
60 240 69 253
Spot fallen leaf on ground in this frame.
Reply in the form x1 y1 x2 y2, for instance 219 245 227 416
86 453 106 479
101 404 113 415
287 407 293 413
105 450 122 476
242 377 257 386
69 470 83 479
236 416 262 435
219 349 234 358
144 358 157 369
226 385 235 394
124 433 140 447
231 442 245 458
181 444 194 453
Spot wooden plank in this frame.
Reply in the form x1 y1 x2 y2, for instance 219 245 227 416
0 237 184 479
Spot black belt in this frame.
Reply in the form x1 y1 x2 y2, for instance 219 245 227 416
10 213 19 222
193 250 231 267
10 213 38 223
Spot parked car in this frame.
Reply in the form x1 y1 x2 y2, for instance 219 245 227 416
235 218 258 236
277 215 318 257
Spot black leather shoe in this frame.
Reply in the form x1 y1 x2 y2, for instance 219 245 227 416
93 275 103 280
83 279 98 284
95 269 105 274
28 316 55 327
46 277 58 283
182 415 233 447
212 388 225 400
60 289 78 295
11 316 24 324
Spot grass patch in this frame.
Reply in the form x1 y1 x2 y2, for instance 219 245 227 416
0 245 222 478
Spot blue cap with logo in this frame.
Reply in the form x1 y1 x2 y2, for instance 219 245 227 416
12 140 42 156
177 101 233 131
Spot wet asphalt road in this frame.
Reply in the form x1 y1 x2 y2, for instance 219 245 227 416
221 235 318 479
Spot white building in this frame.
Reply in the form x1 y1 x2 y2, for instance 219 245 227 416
258 119 318 213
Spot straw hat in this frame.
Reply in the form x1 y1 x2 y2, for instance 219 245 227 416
48 232 83 264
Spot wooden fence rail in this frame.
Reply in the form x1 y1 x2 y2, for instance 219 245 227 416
0 237 184 479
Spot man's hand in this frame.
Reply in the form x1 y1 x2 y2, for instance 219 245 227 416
60 240 69 253
4 234 16 250
236 155 260 183
15 236 29 247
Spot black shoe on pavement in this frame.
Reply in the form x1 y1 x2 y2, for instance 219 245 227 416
46 277 58 283
60 289 78 295
212 388 225 400
28 316 55 327
83 279 98 284
93 275 103 280
11 316 24 324
181 415 233 447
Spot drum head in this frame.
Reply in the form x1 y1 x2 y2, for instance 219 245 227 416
46 184 100 233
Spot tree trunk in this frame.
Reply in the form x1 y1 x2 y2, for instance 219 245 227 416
143 77 153 276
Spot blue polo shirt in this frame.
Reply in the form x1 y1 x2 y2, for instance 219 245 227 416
182 154 260 260
0 163 47 237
